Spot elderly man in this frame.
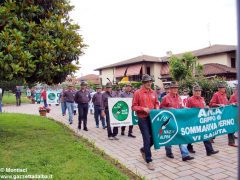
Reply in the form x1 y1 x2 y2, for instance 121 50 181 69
101 82 119 140
186 85 219 156
92 85 106 129
75 81 91 131
121 83 136 138
210 83 237 147
63 84 76 124
132 74 159 170
160 82 194 161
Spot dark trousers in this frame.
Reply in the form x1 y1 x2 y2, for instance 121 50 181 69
228 133 235 144
16 97 21 106
121 125 133 135
187 140 214 153
138 117 153 163
94 105 105 127
78 103 89 128
105 109 118 137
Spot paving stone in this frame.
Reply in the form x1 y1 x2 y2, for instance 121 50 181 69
209 173 229 180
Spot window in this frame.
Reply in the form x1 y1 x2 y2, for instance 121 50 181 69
231 58 236 68
147 67 150 75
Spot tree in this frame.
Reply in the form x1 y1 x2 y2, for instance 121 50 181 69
168 53 230 104
0 0 86 84
169 52 202 81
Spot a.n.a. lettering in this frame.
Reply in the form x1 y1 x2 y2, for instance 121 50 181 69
198 108 222 118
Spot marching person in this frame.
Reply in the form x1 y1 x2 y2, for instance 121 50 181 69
15 86 22 106
0 87 3 113
229 86 238 139
132 74 159 170
186 85 219 156
100 82 119 140
209 83 237 147
229 86 238 105
160 85 170 99
40 87 48 108
155 86 162 102
92 85 106 129
160 81 194 161
121 83 136 138
63 84 76 124
75 81 91 131
59 87 67 116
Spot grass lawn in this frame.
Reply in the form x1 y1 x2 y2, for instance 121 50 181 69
0 114 130 180
2 93 31 105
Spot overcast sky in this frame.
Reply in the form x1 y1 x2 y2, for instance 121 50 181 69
69 0 237 77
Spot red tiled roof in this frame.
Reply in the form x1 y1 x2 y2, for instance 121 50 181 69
160 44 236 62
78 74 100 84
203 63 236 76
95 45 236 71
160 63 236 78
95 55 161 70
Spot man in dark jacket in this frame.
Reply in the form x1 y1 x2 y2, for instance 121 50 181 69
63 84 76 124
92 85 106 128
121 83 136 138
75 81 91 131
15 86 22 106
100 82 119 140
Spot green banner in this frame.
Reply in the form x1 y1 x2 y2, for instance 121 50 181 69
132 111 138 125
150 105 238 149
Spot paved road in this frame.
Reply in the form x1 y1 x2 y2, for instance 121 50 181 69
3 104 238 180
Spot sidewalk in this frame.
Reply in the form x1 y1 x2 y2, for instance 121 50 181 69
3 104 238 180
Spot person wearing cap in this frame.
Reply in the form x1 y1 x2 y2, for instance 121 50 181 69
74 81 91 131
160 85 170 99
59 87 67 116
132 74 159 170
181 88 190 107
186 85 219 156
229 86 238 139
120 83 136 138
92 85 106 129
209 83 237 147
100 82 119 140
229 86 238 105
155 86 161 101
63 84 76 124
160 81 194 161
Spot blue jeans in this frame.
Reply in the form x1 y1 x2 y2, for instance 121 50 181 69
61 101 67 115
138 117 154 163
165 144 189 158
0 100 2 112
94 105 105 127
66 102 74 123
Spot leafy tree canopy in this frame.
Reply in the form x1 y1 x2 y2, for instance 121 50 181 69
169 52 202 81
0 0 86 84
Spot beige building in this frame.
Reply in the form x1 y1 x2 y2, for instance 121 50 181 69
95 45 236 87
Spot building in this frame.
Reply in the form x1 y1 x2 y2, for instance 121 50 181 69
78 74 100 85
95 44 237 87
